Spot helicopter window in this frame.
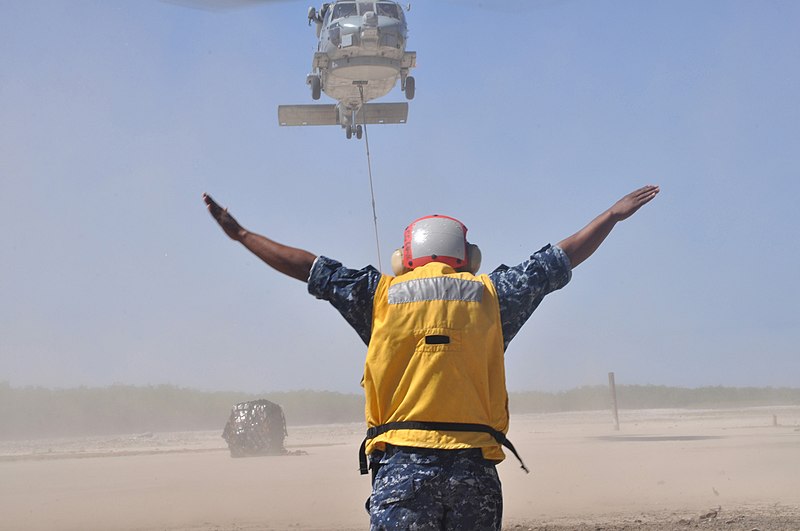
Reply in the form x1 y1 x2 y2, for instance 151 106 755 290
376 3 400 19
358 3 374 14
332 2 357 19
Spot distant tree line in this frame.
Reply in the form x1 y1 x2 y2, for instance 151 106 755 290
1 381 798 440
0 383 363 440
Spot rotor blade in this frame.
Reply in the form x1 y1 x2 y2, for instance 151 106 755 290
421 0 567 15
160 0 292 11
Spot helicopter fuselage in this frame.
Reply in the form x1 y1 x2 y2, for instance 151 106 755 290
316 6 409 108
309 3 415 127
280 1 415 139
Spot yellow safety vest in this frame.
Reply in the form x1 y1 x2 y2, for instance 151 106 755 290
362 261 510 463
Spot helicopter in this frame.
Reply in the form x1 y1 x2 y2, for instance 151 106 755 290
277 1 417 139
163 0 416 139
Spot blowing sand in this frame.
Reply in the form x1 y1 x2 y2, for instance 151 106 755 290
1 406 798 530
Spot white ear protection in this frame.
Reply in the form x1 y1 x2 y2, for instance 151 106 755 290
466 243 481 274
391 248 406 276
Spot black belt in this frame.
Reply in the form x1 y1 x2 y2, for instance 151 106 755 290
358 420 529 475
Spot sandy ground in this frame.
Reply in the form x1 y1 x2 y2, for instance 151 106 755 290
1 407 799 530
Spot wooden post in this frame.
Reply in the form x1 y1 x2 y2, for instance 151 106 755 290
608 371 620 431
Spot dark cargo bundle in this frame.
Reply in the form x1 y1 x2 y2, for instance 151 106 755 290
222 399 288 457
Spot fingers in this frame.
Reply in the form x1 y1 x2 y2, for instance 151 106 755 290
641 185 659 203
631 185 660 204
202 192 244 241
633 184 658 196
202 192 217 208
610 185 659 221
202 192 223 219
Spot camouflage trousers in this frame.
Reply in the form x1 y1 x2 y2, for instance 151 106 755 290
368 445 503 531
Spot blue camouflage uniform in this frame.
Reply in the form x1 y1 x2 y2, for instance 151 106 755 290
308 245 572 530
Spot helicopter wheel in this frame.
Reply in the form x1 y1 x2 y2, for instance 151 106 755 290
404 76 415 100
356 125 363 140
345 125 353 139
310 75 321 100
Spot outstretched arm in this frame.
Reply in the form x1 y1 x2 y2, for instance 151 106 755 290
202 193 317 282
557 185 659 269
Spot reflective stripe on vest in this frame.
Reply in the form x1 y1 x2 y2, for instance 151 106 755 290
388 276 484 304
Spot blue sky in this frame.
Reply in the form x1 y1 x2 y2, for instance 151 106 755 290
2 0 798 393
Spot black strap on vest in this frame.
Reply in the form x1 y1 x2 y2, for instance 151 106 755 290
358 420 529 475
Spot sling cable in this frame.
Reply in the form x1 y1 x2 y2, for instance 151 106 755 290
359 85 383 273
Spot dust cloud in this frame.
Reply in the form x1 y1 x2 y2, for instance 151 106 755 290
1 407 799 530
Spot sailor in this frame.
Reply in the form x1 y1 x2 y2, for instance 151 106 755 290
202 184 659 530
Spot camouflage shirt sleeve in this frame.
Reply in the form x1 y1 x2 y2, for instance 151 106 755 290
307 255 381 346
488 244 573 350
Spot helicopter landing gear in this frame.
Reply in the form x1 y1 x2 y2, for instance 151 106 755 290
344 124 363 140
403 76 415 100
309 75 321 100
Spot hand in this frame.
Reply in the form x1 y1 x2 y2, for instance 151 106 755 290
203 193 247 241
608 185 660 222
